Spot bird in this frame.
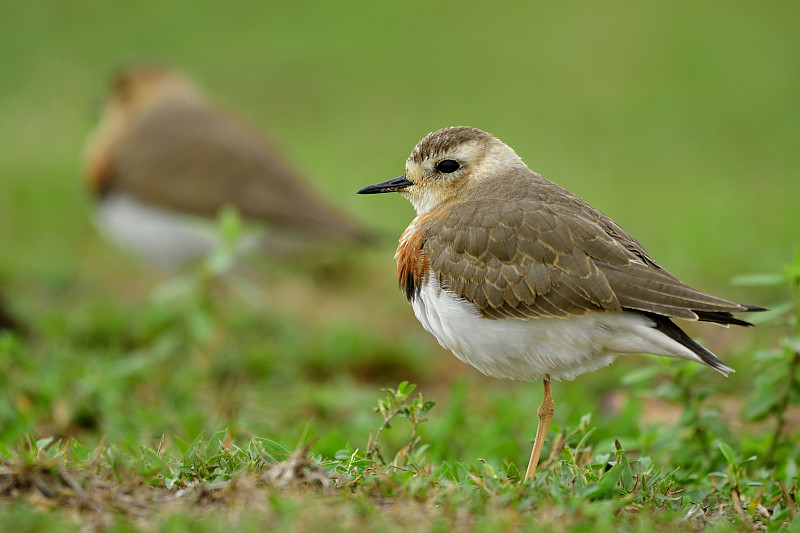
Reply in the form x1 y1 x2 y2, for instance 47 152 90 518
357 126 764 480
84 64 370 267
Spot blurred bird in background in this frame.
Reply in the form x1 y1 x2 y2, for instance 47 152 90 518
83 64 371 268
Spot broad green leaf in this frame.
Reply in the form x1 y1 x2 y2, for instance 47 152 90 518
718 442 736 465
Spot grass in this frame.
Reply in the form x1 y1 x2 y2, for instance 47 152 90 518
1 1 799 531
1 217 798 532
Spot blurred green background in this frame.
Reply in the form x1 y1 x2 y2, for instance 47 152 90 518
0 1 798 464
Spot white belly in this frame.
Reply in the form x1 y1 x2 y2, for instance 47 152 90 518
411 272 702 381
95 194 262 268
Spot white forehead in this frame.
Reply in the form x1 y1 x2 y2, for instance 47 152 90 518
405 138 524 179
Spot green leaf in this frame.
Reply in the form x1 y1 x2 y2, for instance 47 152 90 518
745 302 793 325
743 387 782 421
206 248 235 276
396 381 414 398
729 273 786 287
718 442 736 466
593 453 610 466
182 433 205 462
251 438 290 463
35 437 54 451
582 465 622 500
786 458 798 486
620 453 633 491
575 427 597 453
69 438 90 462
172 435 189 455
217 205 244 245
205 429 228 457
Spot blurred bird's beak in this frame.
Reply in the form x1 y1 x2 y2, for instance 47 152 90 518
357 175 413 195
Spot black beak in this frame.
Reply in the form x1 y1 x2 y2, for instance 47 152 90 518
357 175 414 195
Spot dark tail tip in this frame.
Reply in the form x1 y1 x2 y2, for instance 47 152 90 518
645 312 734 376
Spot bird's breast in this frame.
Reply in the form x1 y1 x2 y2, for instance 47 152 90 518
395 214 436 301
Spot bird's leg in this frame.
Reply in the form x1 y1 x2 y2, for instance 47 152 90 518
525 374 554 480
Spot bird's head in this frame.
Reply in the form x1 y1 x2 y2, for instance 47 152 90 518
83 63 204 194
358 126 525 214
106 64 203 118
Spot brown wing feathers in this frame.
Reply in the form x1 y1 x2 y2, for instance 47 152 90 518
407 177 759 326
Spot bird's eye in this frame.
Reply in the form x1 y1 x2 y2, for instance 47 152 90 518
435 159 460 174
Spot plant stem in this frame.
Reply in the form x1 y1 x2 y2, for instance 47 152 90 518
368 415 393 465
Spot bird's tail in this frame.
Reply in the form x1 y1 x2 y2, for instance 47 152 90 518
644 312 734 376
